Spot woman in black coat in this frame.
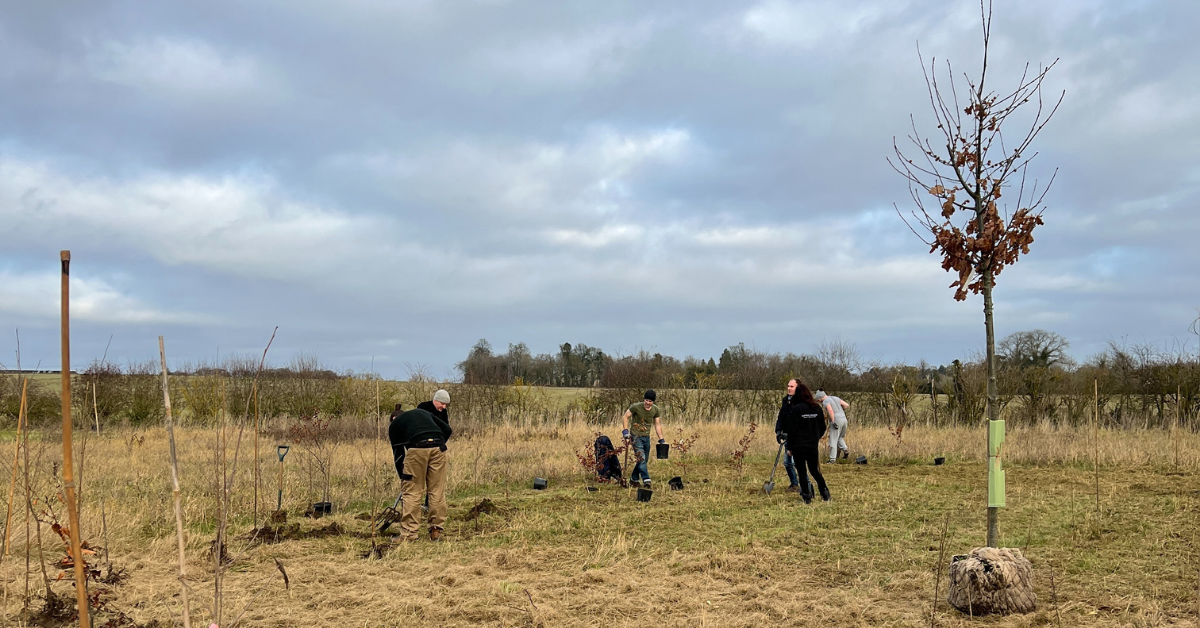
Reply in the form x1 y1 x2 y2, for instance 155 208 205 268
778 379 830 503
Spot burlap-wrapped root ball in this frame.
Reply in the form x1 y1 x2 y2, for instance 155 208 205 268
947 547 1036 615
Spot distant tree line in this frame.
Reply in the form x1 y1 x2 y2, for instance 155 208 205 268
459 332 1200 430
2 330 1197 430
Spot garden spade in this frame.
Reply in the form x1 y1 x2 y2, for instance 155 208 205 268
763 439 786 495
275 445 290 511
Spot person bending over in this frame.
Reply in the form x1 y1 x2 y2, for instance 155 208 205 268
621 389 664 488
815 389 851 463
779 380 830 503
387 408 452 541
417 389 451 425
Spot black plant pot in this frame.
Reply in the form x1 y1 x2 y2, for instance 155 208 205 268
636 488 653 502
533 478 548 490
934 456 946 465
656 443 670 459
668 476 684 491
311 501 332 517
854 455 868 465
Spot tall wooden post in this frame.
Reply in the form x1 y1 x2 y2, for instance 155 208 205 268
60 250 90 627
159 337 193 628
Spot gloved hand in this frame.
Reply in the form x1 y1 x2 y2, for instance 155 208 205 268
658 439 666 445
400 473 414 481
776 431 787 444
622 429 631 440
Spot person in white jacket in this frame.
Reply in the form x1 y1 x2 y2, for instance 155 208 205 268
815 389 851 463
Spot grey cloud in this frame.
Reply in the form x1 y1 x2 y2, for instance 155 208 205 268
1 0 1197 376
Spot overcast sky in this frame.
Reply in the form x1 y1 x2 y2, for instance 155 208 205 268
2 0 1197 378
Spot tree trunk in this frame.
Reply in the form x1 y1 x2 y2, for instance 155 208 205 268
983 266 999 547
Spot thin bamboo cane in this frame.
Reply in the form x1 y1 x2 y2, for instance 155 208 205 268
92 382 100 436
253 382 259 529
159 336 192 628
59 250 89 628
1 378 27 559
1093 378 1100 514
213 380 228 625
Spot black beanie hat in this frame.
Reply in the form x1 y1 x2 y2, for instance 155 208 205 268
644 389 657 402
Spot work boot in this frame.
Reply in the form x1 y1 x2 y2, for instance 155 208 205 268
786 484 800 493
429 528 444 542
841 449 849 460
643 479 652 489
819 486 831 502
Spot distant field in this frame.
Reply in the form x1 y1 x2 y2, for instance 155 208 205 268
1 421 1197 627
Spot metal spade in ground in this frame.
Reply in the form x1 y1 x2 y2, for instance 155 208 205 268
763 440 786 495
272 444 290 523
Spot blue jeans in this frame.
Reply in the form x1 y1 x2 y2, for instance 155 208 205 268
631 436 651 483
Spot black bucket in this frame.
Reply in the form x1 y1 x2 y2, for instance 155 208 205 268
311 501 332 517
636 488 653 502
854 455 868 465
668 476 683 491
934 456 946 465
533 477 548 490
656 443 670 459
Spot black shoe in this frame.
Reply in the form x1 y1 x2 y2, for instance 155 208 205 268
819 486 831 502
801 494 813 504
841 450 849 460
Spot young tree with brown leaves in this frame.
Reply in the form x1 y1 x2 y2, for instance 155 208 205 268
890 0 1063 547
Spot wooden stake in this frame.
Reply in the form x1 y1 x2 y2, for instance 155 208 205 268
1093 377 1100 514
159 336 193 628
59 250 90 627
371 380 380 542
1176 385 1181 473
253 382 259 529
930 375 938 428
1 378 26 559
213 380 228 625
92 381 101 436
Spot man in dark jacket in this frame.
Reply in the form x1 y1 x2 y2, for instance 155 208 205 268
416 389 451 425
774 379 813 495
388 408 453 541
777 379 830 503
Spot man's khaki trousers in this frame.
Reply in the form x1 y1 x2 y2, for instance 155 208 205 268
399 447 448 539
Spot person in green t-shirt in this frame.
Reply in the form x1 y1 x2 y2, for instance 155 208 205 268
621 389 664 488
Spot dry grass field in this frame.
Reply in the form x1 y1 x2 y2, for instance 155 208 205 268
1 420 1198 627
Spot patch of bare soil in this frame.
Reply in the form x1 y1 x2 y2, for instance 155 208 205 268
244 521 347 546
464 498 503 521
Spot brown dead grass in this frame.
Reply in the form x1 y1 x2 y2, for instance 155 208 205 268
0 419 1198 626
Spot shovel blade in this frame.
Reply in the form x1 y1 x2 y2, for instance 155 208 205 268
762 482 774 495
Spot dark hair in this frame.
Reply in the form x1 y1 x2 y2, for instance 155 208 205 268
793 381 818 406
394 403 403 411
644 389 657 402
